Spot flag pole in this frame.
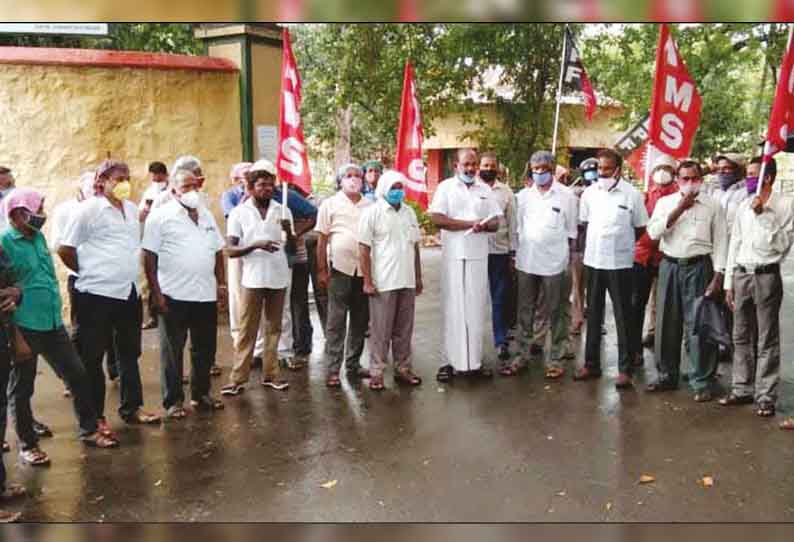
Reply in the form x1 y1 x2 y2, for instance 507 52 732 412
644 142 653 191
552 24 568 156
757 24 794 197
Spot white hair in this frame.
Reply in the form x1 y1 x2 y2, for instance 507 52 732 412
170 169 196 190
172 155 202 176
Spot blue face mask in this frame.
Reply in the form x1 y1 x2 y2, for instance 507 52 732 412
583 170 598 185
718 172 738 190
532 171 553 187
385 188 405 205
458 173 476 185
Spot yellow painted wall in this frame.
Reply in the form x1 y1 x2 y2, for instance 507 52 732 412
0 63 241 316
251 42 282 128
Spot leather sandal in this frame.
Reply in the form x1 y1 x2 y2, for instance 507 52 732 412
19 447 50 467
544 367 565 380
81 432 119 449
394 369 422 386
369 376 385 390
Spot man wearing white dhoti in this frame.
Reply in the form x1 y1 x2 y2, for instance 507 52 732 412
429 148 502 382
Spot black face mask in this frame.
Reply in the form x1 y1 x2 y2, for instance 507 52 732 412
479 170 498 183
26 214 46 230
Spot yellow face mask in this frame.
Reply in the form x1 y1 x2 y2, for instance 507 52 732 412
111 180 132 201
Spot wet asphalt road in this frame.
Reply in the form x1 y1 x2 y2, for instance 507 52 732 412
5 247 794 522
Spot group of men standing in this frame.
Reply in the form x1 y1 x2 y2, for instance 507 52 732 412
429 147 794 422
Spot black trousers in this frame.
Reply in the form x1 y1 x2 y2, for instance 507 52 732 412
291 262 313 356
584 267 635 375
75 288 144 421
68 275 118 380
158 297 217 408
630 262 658 360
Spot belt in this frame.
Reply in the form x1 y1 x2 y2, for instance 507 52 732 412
736 263 780 274
663 254 708 266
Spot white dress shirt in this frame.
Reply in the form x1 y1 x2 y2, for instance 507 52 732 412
358 198 420 292
139 182 167 208
707 180 750 233
314 191 372 277
227 197 293 290
142 199 225 302
514 183 578 276
724 192 794 289
646 190 728 272
428 176 503 261
61 196 141 300
49 197 81 277
580 179 648 270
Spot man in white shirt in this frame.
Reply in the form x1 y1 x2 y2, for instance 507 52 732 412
221 160 295 396
718 157 794 419
142 170 226 418
479 151 517 363
315 163 373 388
501 151 577 379
58 160 161 439
646 160 727 402
708 153 750 235
358 170 423 390
574 149 649 389
138 161 169 330
429 148 501 382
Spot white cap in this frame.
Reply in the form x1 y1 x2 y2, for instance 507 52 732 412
249 159 277 176
653 154 677 170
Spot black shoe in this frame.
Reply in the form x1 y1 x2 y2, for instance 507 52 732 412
436 364 454 382
251 357 263 370
646 380 678 392
469 366 493 378
32 421 53 438
498 345 510 361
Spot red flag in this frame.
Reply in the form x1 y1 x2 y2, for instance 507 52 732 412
626 141 650 184
276 28 312 195
563 28 597 121
648 24 702 159
763 27 794 161
395 62 428 209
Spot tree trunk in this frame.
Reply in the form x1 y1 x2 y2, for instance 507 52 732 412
334 105 353 170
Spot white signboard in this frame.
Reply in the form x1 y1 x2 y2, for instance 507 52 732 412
257 125 278 162
0 23 109 36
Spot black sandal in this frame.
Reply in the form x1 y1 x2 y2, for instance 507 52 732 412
436 364 454 382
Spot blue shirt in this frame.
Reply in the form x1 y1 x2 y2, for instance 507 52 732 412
273 187 318 221
220 184 245 218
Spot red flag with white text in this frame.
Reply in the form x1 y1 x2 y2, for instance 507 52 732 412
648 24 702 159
563 27 597 121
276 27 312 195
763 28 794 161
395 62 428 209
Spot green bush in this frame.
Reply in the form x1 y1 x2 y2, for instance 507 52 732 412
405 200 438 235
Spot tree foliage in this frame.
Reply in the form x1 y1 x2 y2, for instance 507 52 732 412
582 23 790 160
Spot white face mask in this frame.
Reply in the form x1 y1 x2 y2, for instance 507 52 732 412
179 190 201 209
597 176 615 190
653 170 673 186
678 182 702 196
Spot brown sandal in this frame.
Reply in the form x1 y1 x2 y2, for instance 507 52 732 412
545 367 565 380
326 374 341 388
19 447 50 466
394 369 422 386
81 432 119 449
0 484 26 500
369 376 385 390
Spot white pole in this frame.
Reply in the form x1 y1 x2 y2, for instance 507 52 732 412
281 180 288 219
757 24 793 197
551 24 568 156
644 142 654 191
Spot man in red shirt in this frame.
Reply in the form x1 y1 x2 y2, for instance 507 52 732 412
630 155 679 367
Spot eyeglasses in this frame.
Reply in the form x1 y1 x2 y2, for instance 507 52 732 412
678 176 702 182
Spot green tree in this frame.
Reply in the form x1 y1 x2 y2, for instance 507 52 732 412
582 23 790 159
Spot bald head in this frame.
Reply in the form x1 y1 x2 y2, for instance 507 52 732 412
456 148 479 181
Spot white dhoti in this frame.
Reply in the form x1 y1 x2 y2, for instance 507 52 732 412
441 256 488 372
228 256 294 360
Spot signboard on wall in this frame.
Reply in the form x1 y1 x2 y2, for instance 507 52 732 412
0 23 109 36
257 125 278 162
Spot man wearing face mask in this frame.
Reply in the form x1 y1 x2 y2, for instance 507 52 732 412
429 148 502 382
152 156 208 211
142 169 226 418
221 161 296 397
646 160 727 402
2 188 118 450
358 170 424 390
709 153 750 236
361 160 383 202
59 160 161 437
629 155 679 368
138 161 170 331
575 149 649 389
500 151 578 379
315 163 373 388
479 151 517 363
720 157 794 420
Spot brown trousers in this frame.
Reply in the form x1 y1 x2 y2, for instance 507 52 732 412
368 288 416 378
229 286 286 385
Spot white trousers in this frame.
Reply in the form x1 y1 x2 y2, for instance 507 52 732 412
228 257 294 359
441 256 488 372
